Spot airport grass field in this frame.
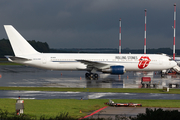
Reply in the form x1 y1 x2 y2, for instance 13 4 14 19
0 87 180 119
0 98 180 119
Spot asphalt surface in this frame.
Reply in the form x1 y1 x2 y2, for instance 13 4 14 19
88 107 180 120
1 90 180 100
0 65 180 89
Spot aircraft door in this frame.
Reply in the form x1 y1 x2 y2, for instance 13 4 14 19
159 58 162 65
42 57 47 64
159 57 164 65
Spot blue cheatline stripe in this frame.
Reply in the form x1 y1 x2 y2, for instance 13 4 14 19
51 61 138 64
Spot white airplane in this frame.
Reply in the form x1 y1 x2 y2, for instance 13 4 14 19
4 25 177 79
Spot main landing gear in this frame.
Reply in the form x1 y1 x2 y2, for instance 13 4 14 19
85 73 99 80
161 70 167 78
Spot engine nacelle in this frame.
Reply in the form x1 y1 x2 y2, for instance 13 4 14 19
102 66 125 75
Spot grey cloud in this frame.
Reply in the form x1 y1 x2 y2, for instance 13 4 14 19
0 0 180 50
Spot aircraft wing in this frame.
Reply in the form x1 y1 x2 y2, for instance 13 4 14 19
76 60 110 70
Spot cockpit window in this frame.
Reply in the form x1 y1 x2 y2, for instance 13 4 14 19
169 59 173 61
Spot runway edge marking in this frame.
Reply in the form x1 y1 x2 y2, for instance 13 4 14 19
79 106 108 120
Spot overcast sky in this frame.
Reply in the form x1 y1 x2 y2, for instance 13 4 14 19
0 0 180 50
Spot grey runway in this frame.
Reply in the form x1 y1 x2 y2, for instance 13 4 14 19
0 65 180 89
1 90 180 100
0 65 121 88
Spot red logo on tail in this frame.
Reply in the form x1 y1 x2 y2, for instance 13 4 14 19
138 56 151 69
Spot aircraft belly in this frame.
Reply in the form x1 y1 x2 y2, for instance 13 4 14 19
54 62 86 70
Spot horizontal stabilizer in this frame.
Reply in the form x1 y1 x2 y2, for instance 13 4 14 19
5 56 31 62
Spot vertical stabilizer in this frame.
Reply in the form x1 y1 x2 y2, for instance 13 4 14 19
4 25 39 56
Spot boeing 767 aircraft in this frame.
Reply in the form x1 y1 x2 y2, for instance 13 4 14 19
4 25 177 79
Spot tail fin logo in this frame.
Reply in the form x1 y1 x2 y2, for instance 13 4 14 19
138 56 151 69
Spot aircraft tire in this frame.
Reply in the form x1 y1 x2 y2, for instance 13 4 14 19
85 73 99 80
93 73 98 80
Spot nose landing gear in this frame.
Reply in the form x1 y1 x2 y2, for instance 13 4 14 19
85 73 99 80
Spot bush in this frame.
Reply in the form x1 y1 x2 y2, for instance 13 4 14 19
130 108 180 120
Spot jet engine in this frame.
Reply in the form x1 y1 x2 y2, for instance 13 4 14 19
102 66 125 75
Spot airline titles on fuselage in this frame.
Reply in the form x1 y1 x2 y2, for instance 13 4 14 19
115 56 138 60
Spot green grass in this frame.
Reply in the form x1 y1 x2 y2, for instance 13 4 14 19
0 62 22 65
0 58 22 65
1 87 180 94
0 59 22 65
0 58 8 61
0 99 107 119
0 99 180 119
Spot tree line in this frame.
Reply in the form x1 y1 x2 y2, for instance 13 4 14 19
0 38 179 58
0 39 50 58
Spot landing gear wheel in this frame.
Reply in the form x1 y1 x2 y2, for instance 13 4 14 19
85 73 91 80
85 73 90 78
161 72 166 78
93 73 98 80
85 73 99 80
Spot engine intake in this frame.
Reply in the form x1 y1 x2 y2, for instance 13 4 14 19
102 66 125 75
